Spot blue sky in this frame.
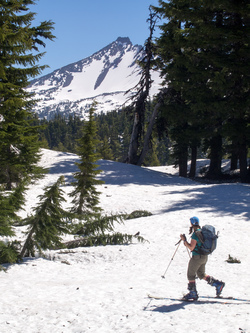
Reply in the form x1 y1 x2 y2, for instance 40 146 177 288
30 0 161 77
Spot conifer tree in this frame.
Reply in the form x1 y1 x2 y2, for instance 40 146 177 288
0 179 28 266
20 176 70 258
126 8 158 165
70 102 104 216
99 136 114 160
0 180 27 237
0 0 55 189
68 103 146 247
153 0 250 181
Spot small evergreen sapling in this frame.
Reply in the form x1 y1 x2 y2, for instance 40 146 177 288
69 103 146 247
20 176 70 258
70 102 104 216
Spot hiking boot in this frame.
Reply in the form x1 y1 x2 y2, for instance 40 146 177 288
182 282 198 301
206 276 225 296
214 281 225 296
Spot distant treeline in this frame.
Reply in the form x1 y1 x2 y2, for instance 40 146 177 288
36 110 170 167
35 107 250 181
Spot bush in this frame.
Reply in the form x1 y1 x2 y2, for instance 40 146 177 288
125 210 152 220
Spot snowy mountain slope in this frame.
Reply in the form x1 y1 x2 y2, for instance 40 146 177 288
27 37 162 119
1 149 250 333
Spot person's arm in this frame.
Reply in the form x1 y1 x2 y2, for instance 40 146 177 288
180 234 197 251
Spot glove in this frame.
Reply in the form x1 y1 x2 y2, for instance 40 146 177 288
180 234 187 242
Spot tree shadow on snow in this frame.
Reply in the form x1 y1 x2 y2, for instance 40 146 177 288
46 154 249 220
47 156 193 187
161 183 250 220
97 160 194 186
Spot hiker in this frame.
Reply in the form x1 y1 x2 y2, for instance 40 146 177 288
180 216 225 301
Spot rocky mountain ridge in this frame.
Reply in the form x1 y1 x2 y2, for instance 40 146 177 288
27 37 161 119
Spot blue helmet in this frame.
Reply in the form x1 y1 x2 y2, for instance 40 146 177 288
190 216 199 225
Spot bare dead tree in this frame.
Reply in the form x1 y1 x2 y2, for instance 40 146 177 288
126 8 159 165
137 88 168 166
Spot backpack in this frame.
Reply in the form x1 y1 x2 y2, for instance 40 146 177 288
195 225 218 255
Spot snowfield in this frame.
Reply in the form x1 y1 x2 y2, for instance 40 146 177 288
1 149 250 333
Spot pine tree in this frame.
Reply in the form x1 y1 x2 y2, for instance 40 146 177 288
127 10 159 165
152 1 203 177
68 103 146 247
0 0 55 189
70 102 104 216
153 0 250 181
0 180 27 237
20 176 70 258
99 136 114 160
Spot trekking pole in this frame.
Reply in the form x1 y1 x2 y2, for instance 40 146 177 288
161 239 182 279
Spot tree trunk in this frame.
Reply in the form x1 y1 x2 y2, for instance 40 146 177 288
230 139 238 170
126 11 157 165
238 142 248 183
189 145 197 178
179 146 188 177
207 135 222 179
20 225 35 259
137 101 162 166
230 152 238 170
127 112 141 165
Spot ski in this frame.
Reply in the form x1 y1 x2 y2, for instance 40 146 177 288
148 295 195 302
199 295 249 302
148 294 250 302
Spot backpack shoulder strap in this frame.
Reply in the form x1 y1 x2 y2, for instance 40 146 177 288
194 230 204 243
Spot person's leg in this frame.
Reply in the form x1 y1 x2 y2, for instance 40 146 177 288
196 255 208 279
204 275 225 296
183 257 201 300
195 255 225 296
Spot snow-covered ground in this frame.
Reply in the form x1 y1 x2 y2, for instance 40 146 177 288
1 149 250 333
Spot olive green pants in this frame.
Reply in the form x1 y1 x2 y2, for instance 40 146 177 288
187 255 208 281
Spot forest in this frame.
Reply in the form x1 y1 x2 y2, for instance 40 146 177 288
35 109 170 167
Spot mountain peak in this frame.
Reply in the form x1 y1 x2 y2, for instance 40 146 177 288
27 38 161 119
116 37 131 44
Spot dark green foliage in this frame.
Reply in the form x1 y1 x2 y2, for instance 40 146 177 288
67 104 148 248
0 180 28 236
152 0 250 182
38 114 83 153
98 136 114 160
20 176 71 258
0 240 20 265
95 110 132 162
65 233 146 248
69 213 147 248
0 0 55 189
73 213 122 236
125 210 152 220
70 103 104 216
37 108 167 166
0 193 17 237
